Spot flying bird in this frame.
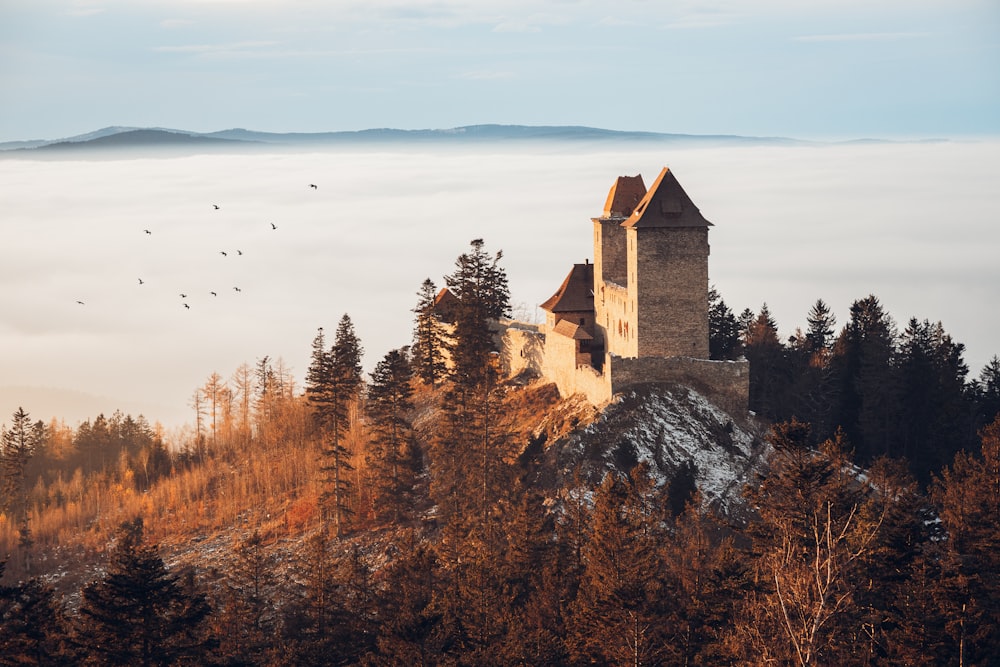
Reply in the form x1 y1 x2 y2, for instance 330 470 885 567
210 291 217 297
138 278 144 285
220 251 228 257
233 286 241 293
184 303 190 309
76 300 85 305
213 204 220 210
309 184 318 189
144 229 151 235
270 222 277 230
180 293 187 298
237 249 243 256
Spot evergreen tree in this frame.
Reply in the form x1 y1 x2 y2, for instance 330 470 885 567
973 355 1000 432
708 285 742 360
306 315 364 538
744 303 790 420
1 408 46 575
369 538 443 666
567 465 677 665
895 318 971 483
366 348 420 524
828 295 898 463
0 563 72 665
1 408 44 515
444 238 510 388
804 298 836 364
74 518 213 666
285 531 371 665
924 417 1000 663
411 278 449 388
217 529 275 664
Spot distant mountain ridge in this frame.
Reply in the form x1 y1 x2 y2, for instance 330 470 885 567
0 124 808 153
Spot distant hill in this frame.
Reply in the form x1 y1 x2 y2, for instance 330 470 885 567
0 124 807 154
33 128 247 151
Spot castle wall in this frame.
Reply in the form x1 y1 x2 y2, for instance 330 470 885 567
597 282 637 359
631 226 710 358
611 355 749 417
500 323 544 378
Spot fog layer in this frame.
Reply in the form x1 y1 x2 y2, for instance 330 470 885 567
2 140 997 428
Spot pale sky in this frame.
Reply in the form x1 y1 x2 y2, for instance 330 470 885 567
1 0 998 143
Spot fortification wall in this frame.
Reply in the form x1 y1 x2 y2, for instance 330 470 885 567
500 324 545 378
611 355 749 416
596 282 636 358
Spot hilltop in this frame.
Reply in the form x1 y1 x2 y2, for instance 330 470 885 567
0 124 809 154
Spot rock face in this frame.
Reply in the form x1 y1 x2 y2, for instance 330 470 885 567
540 382 768 518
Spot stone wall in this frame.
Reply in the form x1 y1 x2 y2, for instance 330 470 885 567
632 226 710 358
596 281 635 359
500 324 544 378
611 355 749 417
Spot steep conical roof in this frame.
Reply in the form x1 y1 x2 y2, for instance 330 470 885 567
601 174 647 218
622 167 713 228
540 262 594 313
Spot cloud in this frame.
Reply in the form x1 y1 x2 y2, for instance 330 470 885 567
160 18 196 28
794 32 931 42
152 40 280 56
457 69 515 80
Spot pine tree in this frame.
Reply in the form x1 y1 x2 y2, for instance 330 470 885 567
708 285 742 360
0 563 72 665
74 517 213 666
744 303 790 420
306 315 364 538
411 278 449 388
366 348 420 524
216 529 275 663
828 295 898 462
1 408 44 515
895 318 972 483
444 238 510 388
567 465 677 666
804 298 836 364
1 407 45 575
924 417 1000 663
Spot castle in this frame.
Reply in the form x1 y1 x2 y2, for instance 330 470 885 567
502 167 749 416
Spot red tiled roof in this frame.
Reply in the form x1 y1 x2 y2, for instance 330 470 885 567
432 288 461 321
540 263 594 313
602 175 647 218
622 167 713 229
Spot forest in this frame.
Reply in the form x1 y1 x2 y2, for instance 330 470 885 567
1 238 999 665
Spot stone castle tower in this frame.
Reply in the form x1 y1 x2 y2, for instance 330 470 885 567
502 167 748 415
593 168 711 361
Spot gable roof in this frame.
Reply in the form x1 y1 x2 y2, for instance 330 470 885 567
432 288 461 321
540 263 594 313
601 174 647 218
622 167 713 229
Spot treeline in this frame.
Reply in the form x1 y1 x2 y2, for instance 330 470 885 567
3 417 1000 664
710 289 1000 484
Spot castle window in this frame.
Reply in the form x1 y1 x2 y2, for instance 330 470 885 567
579 318 585 326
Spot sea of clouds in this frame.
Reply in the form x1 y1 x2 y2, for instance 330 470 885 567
2 139 998 430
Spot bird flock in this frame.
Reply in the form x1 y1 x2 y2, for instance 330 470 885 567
74 183 317 309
